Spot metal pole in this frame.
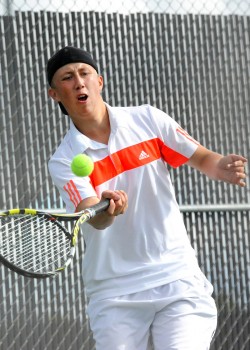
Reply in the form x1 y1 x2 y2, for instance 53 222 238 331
180 204 250 212
5 0 12 15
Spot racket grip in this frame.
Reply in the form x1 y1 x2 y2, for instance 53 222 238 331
90 199 110 216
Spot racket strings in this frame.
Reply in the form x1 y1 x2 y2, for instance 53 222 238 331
0 214 72 273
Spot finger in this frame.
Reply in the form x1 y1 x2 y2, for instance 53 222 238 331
233 172 247 187
230 163 247 176
231 168 247 176
238 179 246 187
227 161 247 169
101 190 121 202
235 172 246 180
106 198 116 216
230 154 248 162
228 155 247 167
113 190 127 204
113 190 128 215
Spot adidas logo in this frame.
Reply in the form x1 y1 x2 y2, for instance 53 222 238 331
139 150 150 160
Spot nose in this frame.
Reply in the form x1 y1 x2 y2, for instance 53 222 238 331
75 73 85 89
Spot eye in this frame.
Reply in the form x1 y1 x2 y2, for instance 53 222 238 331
81 72 90 77
62 75 72 81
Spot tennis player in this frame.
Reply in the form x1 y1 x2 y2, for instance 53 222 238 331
47 46 247 350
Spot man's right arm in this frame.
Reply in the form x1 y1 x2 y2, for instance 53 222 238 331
75 190 128 230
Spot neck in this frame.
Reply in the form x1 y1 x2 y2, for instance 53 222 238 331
73 103 110 144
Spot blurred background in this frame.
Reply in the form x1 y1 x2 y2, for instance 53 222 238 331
0 0 250 349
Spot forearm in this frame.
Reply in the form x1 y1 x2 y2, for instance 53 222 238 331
190 150 223 180
76 197 115 230
187 145 247 186
88 211 115 230
76 190 128 230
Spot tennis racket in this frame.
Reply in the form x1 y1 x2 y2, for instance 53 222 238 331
0 199 110 278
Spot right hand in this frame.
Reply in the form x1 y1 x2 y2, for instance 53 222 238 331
101 190 128 217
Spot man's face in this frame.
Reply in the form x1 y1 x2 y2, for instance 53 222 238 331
48 62 103 118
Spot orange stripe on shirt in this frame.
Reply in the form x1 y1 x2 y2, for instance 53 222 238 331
157 139 189 168
176 127 199 145
70 180 82 202
89 139 161 187
64 183 77 208
89 138 189 187
64 180 82 208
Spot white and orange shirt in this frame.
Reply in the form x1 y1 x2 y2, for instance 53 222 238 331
49 104 203 301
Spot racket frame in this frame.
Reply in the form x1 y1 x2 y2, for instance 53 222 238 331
0 200 110 278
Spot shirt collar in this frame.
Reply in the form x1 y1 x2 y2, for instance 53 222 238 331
69 103 127 155
105 103 127 129
69 120 106 155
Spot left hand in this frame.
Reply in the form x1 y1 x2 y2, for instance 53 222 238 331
217 154 247 187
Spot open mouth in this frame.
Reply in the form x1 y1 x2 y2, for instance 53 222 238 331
78 94 88 102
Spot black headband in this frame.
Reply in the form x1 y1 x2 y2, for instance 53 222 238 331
47 46 98 115
47 46 98 85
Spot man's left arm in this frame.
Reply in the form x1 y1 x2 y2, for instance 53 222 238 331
187 145 248 187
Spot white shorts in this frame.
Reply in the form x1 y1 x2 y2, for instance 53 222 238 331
87 275 217 350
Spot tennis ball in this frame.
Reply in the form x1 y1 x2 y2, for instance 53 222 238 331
71 154 94 177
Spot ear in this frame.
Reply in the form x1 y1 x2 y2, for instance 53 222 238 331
98 75 104 92
48 87 60 102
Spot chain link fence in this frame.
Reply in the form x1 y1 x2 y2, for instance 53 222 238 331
1 0 250 16
0 1 250 349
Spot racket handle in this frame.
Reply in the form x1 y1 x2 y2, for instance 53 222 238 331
89 199 110 216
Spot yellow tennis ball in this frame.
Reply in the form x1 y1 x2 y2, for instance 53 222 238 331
71 154 94 177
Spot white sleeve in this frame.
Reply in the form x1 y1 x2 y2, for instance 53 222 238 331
147 105 199 167
48 156 97 213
